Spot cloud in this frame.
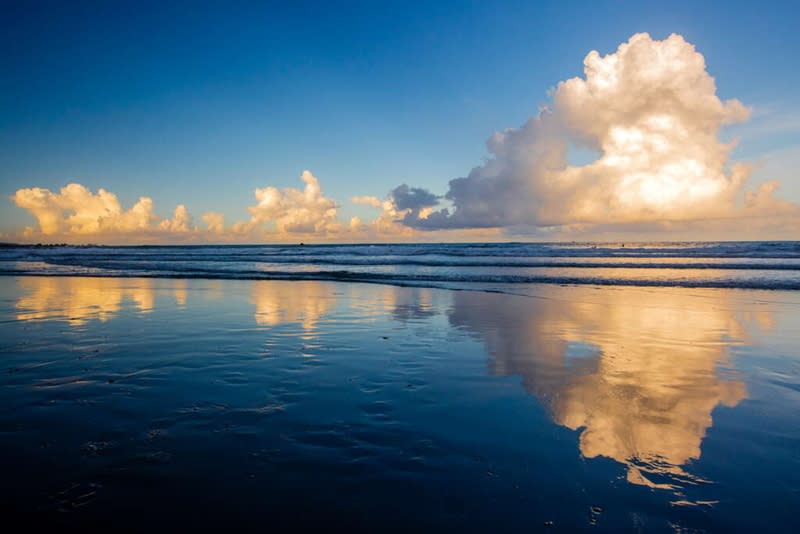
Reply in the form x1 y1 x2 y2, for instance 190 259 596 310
11 171 499 243
159 204 192 233
11 183 158 236
242 170 341 235
348 189 493 240
201 211 225 234
351 195 383 209
348 190 482 239
9 33 798 243
389 185 439 212
401 33 800 232
349 194 417 238
9 182 218 242
9 171 351 243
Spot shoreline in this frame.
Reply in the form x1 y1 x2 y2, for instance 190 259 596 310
3 271 800 293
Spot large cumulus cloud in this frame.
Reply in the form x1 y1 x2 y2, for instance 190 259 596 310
402 33 800 231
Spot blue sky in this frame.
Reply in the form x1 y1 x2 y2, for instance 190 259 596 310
2 0 799 239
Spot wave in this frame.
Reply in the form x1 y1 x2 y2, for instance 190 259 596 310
5 241 800 259
15 256 800 271
3 242 800 291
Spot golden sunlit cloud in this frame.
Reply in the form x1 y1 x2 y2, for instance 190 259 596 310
9 171 499 243
237 170 341 236
201 211 225 234
12 183 157 236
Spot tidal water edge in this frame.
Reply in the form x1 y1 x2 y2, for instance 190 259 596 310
1 274 799 531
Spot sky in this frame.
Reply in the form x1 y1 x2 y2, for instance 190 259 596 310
2 0 799 243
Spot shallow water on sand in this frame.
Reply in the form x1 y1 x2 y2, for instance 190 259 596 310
1 277 799 531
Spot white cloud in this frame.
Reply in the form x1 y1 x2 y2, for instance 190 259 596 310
402 33 800 233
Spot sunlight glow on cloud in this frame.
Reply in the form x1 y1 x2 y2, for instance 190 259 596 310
201 211 225 234
241 170 340 235
11 172 350 242
9 171 484 243
400 33 800 234
159 204 192 233
12 184 157 236
350 194 417 237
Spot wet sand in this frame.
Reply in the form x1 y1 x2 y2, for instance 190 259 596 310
1 277 799 531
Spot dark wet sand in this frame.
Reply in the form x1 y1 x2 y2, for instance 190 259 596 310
1 277 799 531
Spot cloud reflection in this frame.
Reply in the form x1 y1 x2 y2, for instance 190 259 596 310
250 280 337 334
386 286 437 322
448 287 751 491
15 277 156 324
12 276 758 494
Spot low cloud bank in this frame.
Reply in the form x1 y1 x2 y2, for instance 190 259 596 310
9 172 499 243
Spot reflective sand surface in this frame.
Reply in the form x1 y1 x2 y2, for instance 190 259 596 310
1 277 799 531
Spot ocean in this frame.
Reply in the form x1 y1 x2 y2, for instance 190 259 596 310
3 241 800 290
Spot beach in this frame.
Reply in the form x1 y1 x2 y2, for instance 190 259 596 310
2 275 799 531
5 4 800 530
